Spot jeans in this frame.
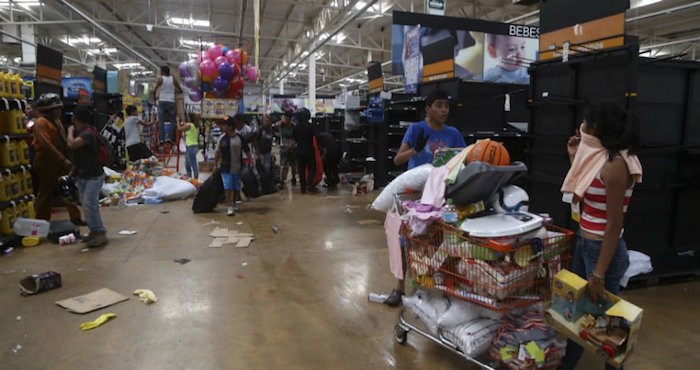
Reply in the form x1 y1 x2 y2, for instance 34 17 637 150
558 232 630 370
75 175 106 234
185 145 199 179
157 101 177 142
296 149 316 192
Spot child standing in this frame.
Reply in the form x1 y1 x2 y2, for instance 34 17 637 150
124 105 153 161
215 116 249 216
66 106 108 247
178 113 200 179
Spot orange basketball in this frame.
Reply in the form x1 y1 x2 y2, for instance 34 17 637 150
466 140 510 166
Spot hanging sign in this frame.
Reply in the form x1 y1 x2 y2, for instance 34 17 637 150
426 0 446 16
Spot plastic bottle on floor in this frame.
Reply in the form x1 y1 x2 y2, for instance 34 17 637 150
14 217 50 237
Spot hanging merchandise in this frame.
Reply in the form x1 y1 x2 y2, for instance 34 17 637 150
0 136 18 167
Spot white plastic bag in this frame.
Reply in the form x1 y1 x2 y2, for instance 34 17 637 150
402 289 450 336
370 164 433 212
442 318 500 357
143 176 196 200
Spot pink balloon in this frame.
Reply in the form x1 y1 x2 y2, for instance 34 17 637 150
208 44 223 60
199 59 217 79
214 56 226 65
225 49 241 65
199 51 211 63
246 66 258 83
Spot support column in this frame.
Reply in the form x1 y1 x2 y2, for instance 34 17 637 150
279 79 284 95
309 52 316 117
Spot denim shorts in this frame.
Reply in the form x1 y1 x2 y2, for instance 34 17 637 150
221 172 241 191
571 231 630 294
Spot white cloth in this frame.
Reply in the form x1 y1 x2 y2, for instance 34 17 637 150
420 166 449 207
124 116 141 147
159 76 175 102
620 250 653 287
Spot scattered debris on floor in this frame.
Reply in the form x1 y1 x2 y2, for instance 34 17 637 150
133 289 158 304
160 210 170 214
11 344 22 354
118 230 138 235
272 225 280 233
203 219 220 226
345 207 353 214
55 288 128 314
241 262 248 268
173 258 191 265
58 233 77 245
368 293 389 303
4 269 17 274
80 248 90 253
357 219 381 225
19 271 62 295
208 227 255 248
345 205 360 209
209 238 226 248
16 316 21 321
236 221 244 226
2 247 14 255
80 313 116 331
324 195 343 199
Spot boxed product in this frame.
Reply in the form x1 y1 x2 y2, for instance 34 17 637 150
546 269 644 369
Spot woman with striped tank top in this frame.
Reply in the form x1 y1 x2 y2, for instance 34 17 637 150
559 102 643 370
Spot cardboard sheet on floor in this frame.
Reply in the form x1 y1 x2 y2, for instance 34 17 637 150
55 288 129 314
209 238 227 248
236 237 253 248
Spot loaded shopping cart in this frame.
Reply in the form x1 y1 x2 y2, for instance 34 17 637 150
390 161 575 370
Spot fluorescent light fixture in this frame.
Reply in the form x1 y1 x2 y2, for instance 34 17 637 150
354 1 367 11
187 53 199 59
630 0 662 9
113 62 143 70
13 57 22 64
333 32 346 43
63 35 102 45
179 38 214 47
0 1 41 10
87 48 118 55
167 16 210 28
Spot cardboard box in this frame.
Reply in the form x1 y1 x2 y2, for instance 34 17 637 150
546 269 643 369
198 161 215 173
551 269 588 322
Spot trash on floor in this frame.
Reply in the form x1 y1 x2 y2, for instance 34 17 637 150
19 271 62 295
209 227 255 240
236 237 253 248
209 238 226 248
2 247 14 255
203 219 220 226
272 225 280 233
21 236 41 247
357 219 381 225
80 248 89 253
11 344 22 354
236 221 244 226
173 258 191 265
160 210 170 214
132 289 158 304
16 316 21 321
80 313 117 331
118 230 138 235
241 262 248 268
58 233 77 245
55 288 129 314
368 292 388 303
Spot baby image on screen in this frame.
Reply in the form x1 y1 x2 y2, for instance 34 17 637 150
483 34 530 84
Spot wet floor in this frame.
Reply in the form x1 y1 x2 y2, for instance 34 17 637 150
0 186 698 369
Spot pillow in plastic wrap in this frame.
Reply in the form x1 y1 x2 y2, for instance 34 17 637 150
437 299 482 329
402 289 450 336
143 176 197 200
370 164 433 212
442 318 501 357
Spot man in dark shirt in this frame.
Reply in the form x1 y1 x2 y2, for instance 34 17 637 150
66 106 108 247
292 108 317 194
316 131 340 188
255 115 274 170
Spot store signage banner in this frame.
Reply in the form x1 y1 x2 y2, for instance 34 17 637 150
539 13 625 61
93 67 107 93
367 61 384 94
202 98 238 119
62 77 92 99
426 0 446 16
36 45 63 87
392 11 540 87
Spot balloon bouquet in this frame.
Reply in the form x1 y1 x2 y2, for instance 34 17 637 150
178 44 260 102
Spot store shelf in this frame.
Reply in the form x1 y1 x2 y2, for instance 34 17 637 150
0 98 27 112
0 133 31 140
1 164 32 172
461 130 526 139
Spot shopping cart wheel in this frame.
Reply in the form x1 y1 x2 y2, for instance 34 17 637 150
394 325 408 344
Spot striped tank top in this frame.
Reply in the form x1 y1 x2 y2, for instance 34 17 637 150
580 173 634 237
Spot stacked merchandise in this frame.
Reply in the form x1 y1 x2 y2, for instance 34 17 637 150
100 120 126 170
0 91 34 237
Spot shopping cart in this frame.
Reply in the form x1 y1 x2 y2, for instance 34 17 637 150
392 193 574 369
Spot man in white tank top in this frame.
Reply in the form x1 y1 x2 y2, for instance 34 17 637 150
152 65 182 144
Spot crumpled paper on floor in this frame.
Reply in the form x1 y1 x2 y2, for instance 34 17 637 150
133 289 158 304
80 313 116 331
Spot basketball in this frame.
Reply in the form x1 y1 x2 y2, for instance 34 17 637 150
466 140 510 166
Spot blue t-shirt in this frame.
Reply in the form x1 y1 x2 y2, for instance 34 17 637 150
402 121 466 169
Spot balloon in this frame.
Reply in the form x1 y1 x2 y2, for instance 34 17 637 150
184 77 199 90
240 50 248 65
230 77 244 93
214 56 226 66
201 82 212 93
218 62 234 80
213 77 228 92
199 59 217 79
225 49 241 65
188 89 202 102
232 64 240 78
179 61 191 78
186 59 200 78
198 51 210 63
212 88 226 98
222 47 229 55
246 65 258 83
208 44 223 60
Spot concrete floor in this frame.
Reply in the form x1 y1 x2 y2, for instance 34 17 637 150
1 185 699 370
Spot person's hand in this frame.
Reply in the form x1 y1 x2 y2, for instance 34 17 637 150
414 130 430 153
587 275 606 305
67 125 75 136
62 158 73 170
567 129 581 159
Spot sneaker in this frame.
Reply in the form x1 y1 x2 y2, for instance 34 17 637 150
71 218 87 226
80 233 93 244
227 206 235 216
86 233 108 248
384 289 405 307
291 178 297 187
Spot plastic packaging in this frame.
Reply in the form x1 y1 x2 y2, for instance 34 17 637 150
368 293 388 303
20 166 31 195
25 195 36 219
442 199 460 244
22 236 41 247
17 141 30 165
0 72 8 98
59 233 77 245
0 136 18 167
1 202 17 235
10 74 22 99
13 217 50 237
143 196 163 204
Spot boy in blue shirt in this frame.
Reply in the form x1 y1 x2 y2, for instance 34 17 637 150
394 89 466 169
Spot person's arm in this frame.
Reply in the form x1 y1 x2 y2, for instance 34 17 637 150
66 125 86 150
138 118 152 126
394 142 416 166
394 125 429 166
567 129 581 163
177 120 191 132
173 77 184 95
214 139 221 168
34 121 71 167
587 158 630 303
152 76 163 101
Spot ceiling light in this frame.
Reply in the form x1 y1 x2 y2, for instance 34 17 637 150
354 1 367 11
63 35 102 45
167 16 210 28
333 32 346 43
179 38 214 47
113 62 143 70
87 48 118 55
630 0 662 9
13 57 22 64
0 1 41 10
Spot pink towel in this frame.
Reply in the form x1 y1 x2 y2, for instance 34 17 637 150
421 166 450 207
384 210 404 280
561 127 643 201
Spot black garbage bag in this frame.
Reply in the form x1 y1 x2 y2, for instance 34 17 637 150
241 165 260 199
192 170 224 213
256 159 278 196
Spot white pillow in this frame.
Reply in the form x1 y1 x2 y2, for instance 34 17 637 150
370 164 433 212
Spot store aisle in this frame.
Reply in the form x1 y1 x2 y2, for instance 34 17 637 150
0 189 698 370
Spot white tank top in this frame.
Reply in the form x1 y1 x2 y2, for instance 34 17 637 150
159 75 175 102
